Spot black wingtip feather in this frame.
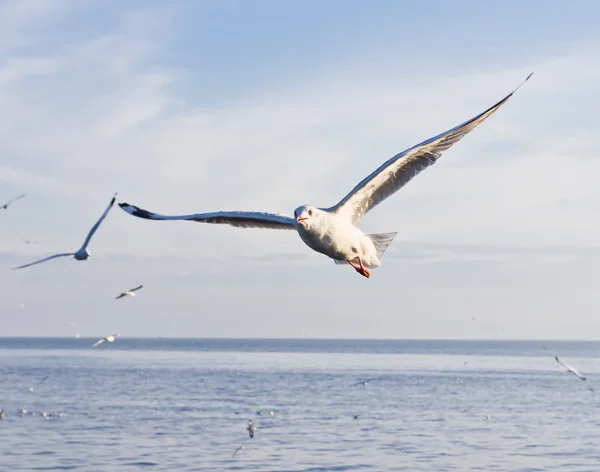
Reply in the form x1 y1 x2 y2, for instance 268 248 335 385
119 203 155 219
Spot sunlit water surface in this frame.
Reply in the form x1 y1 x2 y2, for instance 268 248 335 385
1 338 600 471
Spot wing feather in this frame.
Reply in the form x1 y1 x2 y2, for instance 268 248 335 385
2 194 26 208
329 74 533 225
12 253 75 270
80 193 117 250
119 203 296 230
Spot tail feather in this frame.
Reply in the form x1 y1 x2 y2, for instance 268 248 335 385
333 232 397 266
366 232 397 260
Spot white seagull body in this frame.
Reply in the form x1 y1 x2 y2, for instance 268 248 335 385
92 334 119 348
115 285 143 300
119 75 531 278
12 193 117 270
1 194 25 210
555 356 587 381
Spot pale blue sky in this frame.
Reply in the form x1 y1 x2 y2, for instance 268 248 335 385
2 0 600 338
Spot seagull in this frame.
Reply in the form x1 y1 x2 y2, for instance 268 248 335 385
232 445 244 458
118 75 531 278
247 419 257 438
0 409 4 419
92 333 119 348
21 239 38 245
58 412 67 418
350 378 376 387
1 194 25 210
353 415 360 420
115 285 143 300
268 410 275 417
41 411 49 420
19 408 27 416
12 193 117 270
555 356 587 381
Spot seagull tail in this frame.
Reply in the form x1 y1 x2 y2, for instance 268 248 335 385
366 232 398 261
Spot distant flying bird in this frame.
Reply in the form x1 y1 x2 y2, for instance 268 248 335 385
92 333 119 348
21 239 38 245
247 419 257 438
12 193 117 270
0 409 3 419
353 415 360 420
555 356 587 380
1 194 25 210
115 285 143 300
118 75 532 278
19 409 27 417
350 378 375 387
232 445 244 458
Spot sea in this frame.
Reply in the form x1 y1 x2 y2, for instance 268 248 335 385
1 338 600 471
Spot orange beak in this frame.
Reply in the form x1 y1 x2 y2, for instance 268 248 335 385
296 215 308 225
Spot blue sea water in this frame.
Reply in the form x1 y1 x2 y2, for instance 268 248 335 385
1 338 599 471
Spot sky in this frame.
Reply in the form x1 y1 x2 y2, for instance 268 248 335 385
1 0 600 339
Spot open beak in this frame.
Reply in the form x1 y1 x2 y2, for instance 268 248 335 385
296 216 308 226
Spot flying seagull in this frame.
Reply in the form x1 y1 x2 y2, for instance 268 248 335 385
12 193 117 270
1 194 25 210
350 378 376 387
555 356 587 381
232 445 244 458
115 285 144 300
247 419 257 438
92 333 119 348
119 75 532 278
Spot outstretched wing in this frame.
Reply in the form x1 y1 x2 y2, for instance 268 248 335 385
129 285 143 292
80 193 117 250
12 253 74 270
92 338 105 348
2 194 26 208
329 74 533 225
555 356 568 369
119 203 296 230
115 293 126 300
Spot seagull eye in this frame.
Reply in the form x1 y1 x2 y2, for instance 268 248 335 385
308 209 313 216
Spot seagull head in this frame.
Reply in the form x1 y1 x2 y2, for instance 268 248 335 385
294 205 319 229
